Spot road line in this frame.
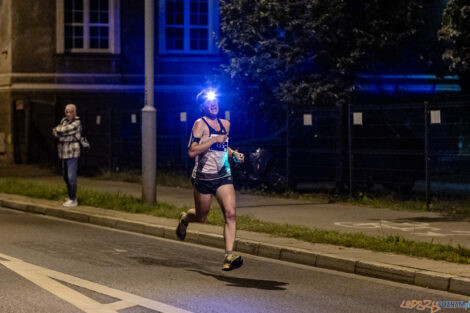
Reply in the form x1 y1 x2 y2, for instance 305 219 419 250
101 300 134 310
0 252 192 313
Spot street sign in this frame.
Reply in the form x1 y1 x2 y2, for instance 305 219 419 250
303 114 312 126
353 112 363 125
430 110 441 124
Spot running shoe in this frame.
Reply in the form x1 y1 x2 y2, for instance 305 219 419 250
176 212 188 241
222 253 243 271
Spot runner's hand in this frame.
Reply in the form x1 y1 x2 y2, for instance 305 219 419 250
233 151 245 163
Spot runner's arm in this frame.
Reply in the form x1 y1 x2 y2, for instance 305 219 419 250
188 120 226 158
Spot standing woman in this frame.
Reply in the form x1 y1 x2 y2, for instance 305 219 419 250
52 104 82 207
176 89 245 271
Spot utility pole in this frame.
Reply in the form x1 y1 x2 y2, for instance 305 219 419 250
142 0 156 204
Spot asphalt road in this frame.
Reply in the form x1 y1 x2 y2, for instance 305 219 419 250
0 207 467 313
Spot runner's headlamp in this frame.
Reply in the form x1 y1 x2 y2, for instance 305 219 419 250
206 91 216 101
196 89 218 107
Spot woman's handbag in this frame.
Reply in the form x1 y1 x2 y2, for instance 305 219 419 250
79 136 90 149
76 123 91 150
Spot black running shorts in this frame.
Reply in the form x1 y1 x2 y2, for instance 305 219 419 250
192 176 233 195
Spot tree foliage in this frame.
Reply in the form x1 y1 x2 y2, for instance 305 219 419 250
438 0 470 74
217 0 423 112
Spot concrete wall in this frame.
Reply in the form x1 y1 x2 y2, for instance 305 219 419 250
11 0 56 73
0 92 13 163
0 0 12 75
0 0 13 163
0 0 223 166
7 0 221 81
120 0 145 75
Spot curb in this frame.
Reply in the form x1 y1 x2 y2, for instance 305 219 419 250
1 196 469 297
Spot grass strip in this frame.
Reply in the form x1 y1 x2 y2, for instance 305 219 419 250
94 169 470 216
1 177 469 264
94 169 193 188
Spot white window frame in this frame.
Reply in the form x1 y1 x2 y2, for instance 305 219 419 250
159 0 219 54
56 0 120 54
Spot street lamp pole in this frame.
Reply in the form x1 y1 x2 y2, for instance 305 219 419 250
142 0 156 204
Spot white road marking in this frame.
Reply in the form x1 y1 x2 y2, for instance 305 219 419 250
0 252 192 313
451 231 470 235
414 231 448 237
334 220 470 237
334 220 441 232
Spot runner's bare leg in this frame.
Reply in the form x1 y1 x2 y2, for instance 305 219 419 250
189 188 211 223
215 184 237 252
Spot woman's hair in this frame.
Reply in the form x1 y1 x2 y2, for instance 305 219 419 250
196 90 207 108
65 103 76 113
197 90 210 114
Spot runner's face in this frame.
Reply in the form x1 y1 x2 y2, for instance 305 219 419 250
203 99 219 118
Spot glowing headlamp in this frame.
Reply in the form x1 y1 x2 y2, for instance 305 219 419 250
196 88 219 107
205 90 217 101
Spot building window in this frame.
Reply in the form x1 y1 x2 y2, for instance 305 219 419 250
159 0 218 54
88 0 109 49
57 0 120 53
189 0 208 50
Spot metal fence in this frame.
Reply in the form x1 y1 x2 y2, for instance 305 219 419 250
74 100 470 200
78 107 193 174
287 100 470 200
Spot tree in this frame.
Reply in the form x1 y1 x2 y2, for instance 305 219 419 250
217 0 424 115
438 0 470 93
216 0 427 192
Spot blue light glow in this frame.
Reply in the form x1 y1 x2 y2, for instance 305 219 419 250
357 74 462 94
358 74 459 80
206 90 217 101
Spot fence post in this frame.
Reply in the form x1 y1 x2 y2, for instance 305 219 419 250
184 115 189 173
285 102 290 189
348 103 353 198
424 101 430 209
107 108 112 171
180 111 188 172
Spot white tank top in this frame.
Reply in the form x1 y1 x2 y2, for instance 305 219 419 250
191 118 231 180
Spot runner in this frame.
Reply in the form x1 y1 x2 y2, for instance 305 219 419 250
176 89 245 271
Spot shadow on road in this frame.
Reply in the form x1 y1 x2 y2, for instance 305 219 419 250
130 257 288 290
130 256 202 269
189 270 289 291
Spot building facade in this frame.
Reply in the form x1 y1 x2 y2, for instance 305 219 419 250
0 0 222 171
0 0 465 190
